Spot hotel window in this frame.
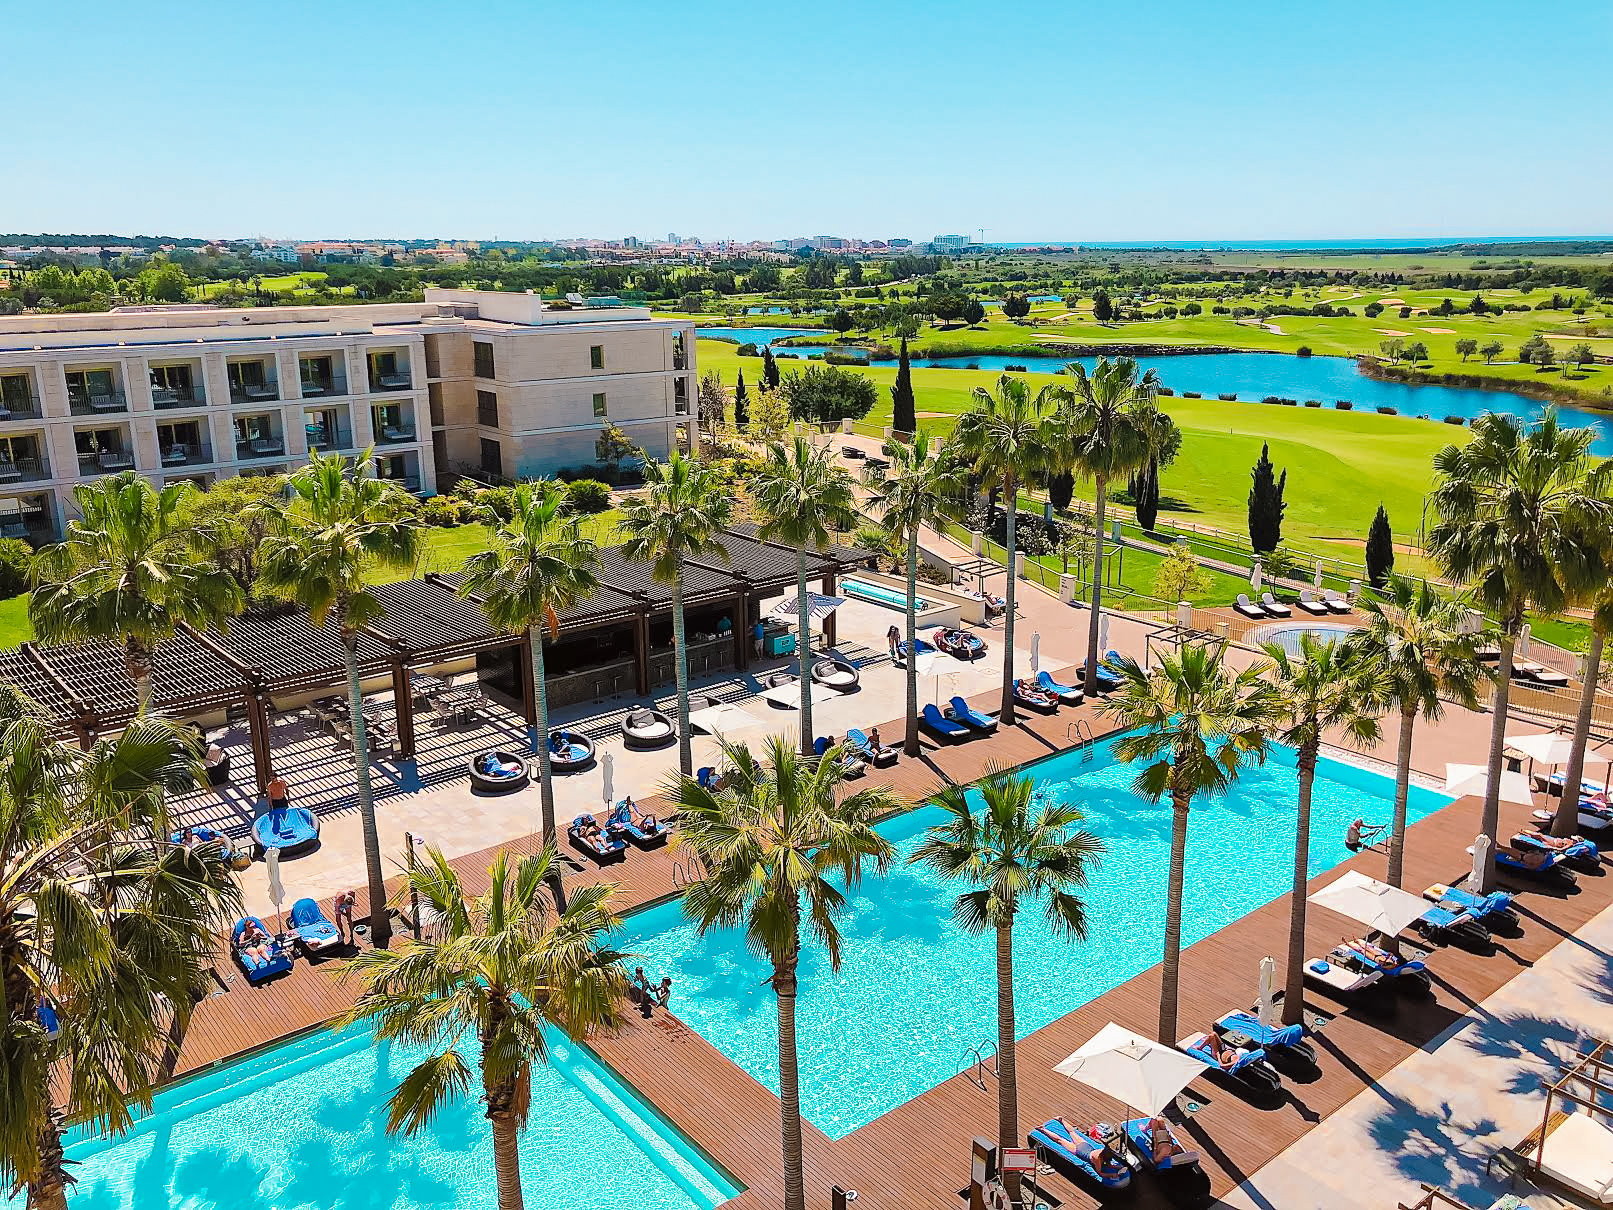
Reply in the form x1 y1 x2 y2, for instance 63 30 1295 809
592 392 607 418
480 438 503 477
477 390 499 426
1 373 33 411
473 341 496 379
150 364 195 402
589 344 605 370
672 332 686 370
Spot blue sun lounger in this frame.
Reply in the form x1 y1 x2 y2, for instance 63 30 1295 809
1213 1010 1316 1067
288 898 342 955
1121 1117 1201 1173
1028 1119 1130 1189
919 703 970 743
608 802 667 849
1178 1030 1281 1095
1413 900 1493 949
1511 830 1599 869
1035 670 1083 704
947 696 998 733
231 916 293 983
846 728 898 766
1096 651 1127 691
1422 883 1518 930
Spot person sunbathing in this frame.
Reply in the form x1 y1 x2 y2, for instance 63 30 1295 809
1508 844 1553 869
238 920 273 963
1146 1117 1181 1163
1015 678 1056 705
1205 1031 1241 1069
577 818 605 844
1523 832 1581 852
1346 938 1398 967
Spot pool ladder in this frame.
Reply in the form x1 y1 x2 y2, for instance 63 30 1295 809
1066 719 1095 761
959 1040 999 1091
671 858 698 889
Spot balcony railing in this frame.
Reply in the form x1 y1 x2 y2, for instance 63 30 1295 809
306 424 353 452
152 385 205 409
0 394 42 421
160 442 212 468
0 511 56 543
299 375 348 398
0 457 48 484
375 423 417 444
79 449 136 475
369 371 413 392
236 435 286 460
380 474 422 493
229 380 280 404
68 390 128 416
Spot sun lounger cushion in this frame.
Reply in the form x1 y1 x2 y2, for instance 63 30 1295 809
1035 670 1083 703
920 703 970 740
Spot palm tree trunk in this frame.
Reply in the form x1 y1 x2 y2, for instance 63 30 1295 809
672 576 693 777
903 529 922 757
1386 705 1417 887
26 1111 69 1210
994 920 1021 1199
486 1070 527 1210
774 949 806 1210
999 486 1018 724
1283 742 1317 1026
344 629 390 949
127 636 153 711
1159 781 1191 1043
796 546 813 757
1554 625 1604 836
1085 473 1108 697
528 624 566 911
1476 630 1516 893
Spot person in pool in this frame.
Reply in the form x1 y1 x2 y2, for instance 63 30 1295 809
1345 817 1386 852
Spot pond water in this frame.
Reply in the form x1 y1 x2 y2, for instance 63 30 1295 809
693 329 1610 453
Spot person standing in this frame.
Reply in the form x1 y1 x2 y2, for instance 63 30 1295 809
266 773 290 811
887 624 901 660
333 888 358 944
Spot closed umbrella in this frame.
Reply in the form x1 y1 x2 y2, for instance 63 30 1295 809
1250 559 1264 594
265 847 285 937
601 751 615 809
1313 559 1324 588
1470 833 1493 887
1030 632 1041 674
1445 763 1533 805
1308 869 1431 938
1098 613 1111 655
1054 1022 1204 1119
1256 955 1277 1027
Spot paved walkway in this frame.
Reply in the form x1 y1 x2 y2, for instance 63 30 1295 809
1218 901 1613 1210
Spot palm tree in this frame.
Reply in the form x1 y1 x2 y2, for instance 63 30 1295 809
0 701 240 1210
257 450 420 949
461 481 599 887
911 768 1103 1188
1044 357 1179 696
618 453 734 777
1429 411 1607 888
1101 645 1279 1041
1553 465 1613 835
666 735 899 1210
1262 635 1383 1024
862 432 963 755
1349 577 1484 883
751 438 858 755
30 473 242 708
339 845 626 1210
954 374 1055 724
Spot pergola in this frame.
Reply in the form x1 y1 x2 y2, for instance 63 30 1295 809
0 524 873 791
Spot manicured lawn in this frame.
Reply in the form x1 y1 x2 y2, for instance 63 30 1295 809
0 595 30 650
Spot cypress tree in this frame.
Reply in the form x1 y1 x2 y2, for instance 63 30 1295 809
762 345 780 391
1247 442 1287 553
1365 503 1394 586
734 368 749 427
1047 471 1074 511
890 336 916 435
1131 456 1161 532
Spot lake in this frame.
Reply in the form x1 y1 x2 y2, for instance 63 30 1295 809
694 328 1609 452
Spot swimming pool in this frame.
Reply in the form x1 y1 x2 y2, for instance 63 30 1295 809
621 735 1450 1139
842 576 932 612
26 1022 739 1209
1249 620 1363 656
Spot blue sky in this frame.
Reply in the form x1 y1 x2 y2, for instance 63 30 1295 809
3 0 1608 242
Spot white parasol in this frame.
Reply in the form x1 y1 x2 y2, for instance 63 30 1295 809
1054 1022 1204 1119
1256 955 1277 1027
1445 762 1534 805
1030 632 1041 674
1098 613 1111 655
1313 559 1324 588
601 751 615 808
904 648 947 678
1308 869 1431 938
687 702 761 734
1470 833 1493 888
1506 730 1610 767
1250 559 1264 593
761 679 842 708
265 847 285 936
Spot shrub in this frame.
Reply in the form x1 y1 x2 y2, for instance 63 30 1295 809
965 362 980 370
1261 395 1282 405
0 538 29 598
823 351 869 366
1335 400 1353 410
1304 400 1322 408
1376 406 1397 415
1398 306 1412 318
563 479 612 514
1004 363 1028 372
736 343 760 357
1156 386 1175 396
1444 415 1466 425
1296 346 1313 357
474 485 517 521
421 495 471 527
1217 393 1237 401
1280 398 1297 406
1182 390 1202 399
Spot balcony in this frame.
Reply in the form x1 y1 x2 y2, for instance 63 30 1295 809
305 423 353 452
236 434 287 460
0 392 42 422
79 449 135 476
379 473 422 493
0 506 56 544
68 390 129 417
152 385 205 409
369 370 413 392
375 422 417 444
160 442 212 468
0 456 48 484
228 369 279 404
299 374 348 399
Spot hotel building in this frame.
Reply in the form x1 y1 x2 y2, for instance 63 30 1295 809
0 288 695 541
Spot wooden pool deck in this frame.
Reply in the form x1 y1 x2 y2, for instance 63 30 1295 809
169 667 1613 1209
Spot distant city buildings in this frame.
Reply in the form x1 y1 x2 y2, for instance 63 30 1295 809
930 234 973 253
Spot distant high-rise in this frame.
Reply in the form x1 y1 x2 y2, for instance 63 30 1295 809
930 234 970 253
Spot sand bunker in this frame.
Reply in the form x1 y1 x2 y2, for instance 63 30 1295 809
1374 328 1412 337
1420 327 1457 335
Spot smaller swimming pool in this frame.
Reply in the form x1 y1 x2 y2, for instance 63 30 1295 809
843 577 932 612
1249 620 1362 657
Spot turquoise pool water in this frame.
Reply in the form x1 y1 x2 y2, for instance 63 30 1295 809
621 736 1450 1139
29 1024 738 1209
1249 620 1363 656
